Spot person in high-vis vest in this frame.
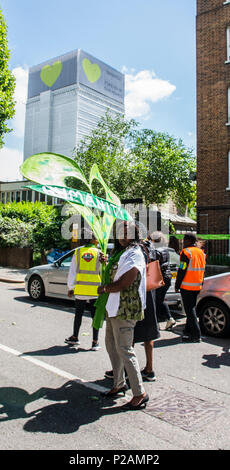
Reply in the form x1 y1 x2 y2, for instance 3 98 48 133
65 229 101 351
175 233 206 343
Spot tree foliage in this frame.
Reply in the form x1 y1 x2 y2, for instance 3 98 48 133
0 215 33 247
70 112 137 198
0 8 15 147
72 112 196 209
0 202 70 253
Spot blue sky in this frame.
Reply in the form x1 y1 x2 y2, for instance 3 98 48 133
0 0 196 181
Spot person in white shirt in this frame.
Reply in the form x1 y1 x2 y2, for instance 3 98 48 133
65 229 101 351
98 222 149 410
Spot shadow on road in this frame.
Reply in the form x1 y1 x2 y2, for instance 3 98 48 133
154 337 182 348
202 347 230 369
21 345 92 357
13 294 75 312
0 380 124 434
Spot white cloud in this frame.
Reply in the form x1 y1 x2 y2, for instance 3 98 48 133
123 68 176 119
0 67 28 181
12 66 28 137
0 147 23 181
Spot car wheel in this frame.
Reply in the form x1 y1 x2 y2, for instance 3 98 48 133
28 275 45 300
199 300 230 338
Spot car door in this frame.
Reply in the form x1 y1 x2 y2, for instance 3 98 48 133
47 253 74 297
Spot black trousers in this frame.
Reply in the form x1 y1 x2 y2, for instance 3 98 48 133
180 289 201 339
156 278 172 321
73 299 99 342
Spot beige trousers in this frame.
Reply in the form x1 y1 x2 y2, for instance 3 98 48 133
105 317 145 397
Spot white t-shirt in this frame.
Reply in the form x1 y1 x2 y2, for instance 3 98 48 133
106 246 146 318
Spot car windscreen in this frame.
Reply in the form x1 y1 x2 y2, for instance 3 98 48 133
58 254 74 267
168 250 180 268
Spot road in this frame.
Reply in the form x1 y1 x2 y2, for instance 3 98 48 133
0 280 230 455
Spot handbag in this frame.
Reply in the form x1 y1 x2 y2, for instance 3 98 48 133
141 243 165 291
146 259 165 291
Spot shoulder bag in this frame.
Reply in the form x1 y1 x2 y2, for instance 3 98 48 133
141 244 165 291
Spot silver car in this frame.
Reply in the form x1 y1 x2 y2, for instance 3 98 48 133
196 272 230 338
25 244 114 301
25 246 181 305
25 250 75 301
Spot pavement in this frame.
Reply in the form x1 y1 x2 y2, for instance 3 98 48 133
0 266 28 283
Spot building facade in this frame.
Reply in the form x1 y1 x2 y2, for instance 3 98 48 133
0 180 61 206
196 0 230 247
23 49 124 161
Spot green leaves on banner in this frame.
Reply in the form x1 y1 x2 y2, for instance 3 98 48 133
20 152 89 189
20 153 132 253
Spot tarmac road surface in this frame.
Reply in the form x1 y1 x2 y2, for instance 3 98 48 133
0 280 230 454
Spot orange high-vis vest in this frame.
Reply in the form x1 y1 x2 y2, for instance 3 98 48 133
74 246 101 298
180 246 206 291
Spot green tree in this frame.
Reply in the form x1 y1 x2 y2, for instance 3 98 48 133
72 112 196 209
0 202 70 262
0 8 15 147
71 111 138 199
131 128 196 206
0 215 33 247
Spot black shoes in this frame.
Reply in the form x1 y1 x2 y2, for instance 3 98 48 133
141 368 156 382
181 335 201 343
122 394 149 410
104 369 128 380
65 335 80 345
101 384 128 398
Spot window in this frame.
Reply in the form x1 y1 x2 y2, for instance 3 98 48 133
229 216 230 255
228 152 230 188
27 190 32 202
15 191 21 202
59 254 73 267
228 88 230 123
21 190 27 201
227 27 230 62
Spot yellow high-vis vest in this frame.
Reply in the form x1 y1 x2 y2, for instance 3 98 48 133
74 245 101 298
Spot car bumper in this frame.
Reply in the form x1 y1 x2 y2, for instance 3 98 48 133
165 291 181 306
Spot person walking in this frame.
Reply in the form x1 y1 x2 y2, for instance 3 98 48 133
101 237 160 384
134 238 160 382
175 232 206 343
151 231 176 330
65 228 101 351
97 221 149 410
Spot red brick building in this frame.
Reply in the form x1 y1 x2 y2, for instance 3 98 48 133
196 0 230 252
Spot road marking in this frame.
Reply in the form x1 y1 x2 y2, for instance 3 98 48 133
0 343 108 394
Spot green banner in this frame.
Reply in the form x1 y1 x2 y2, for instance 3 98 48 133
25 183 133 222
20 152 132 253
173 234 230 240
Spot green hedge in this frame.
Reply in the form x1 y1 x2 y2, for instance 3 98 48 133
0 202 70 256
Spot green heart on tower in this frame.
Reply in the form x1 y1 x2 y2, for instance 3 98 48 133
82 58 101 83
40 61 63 87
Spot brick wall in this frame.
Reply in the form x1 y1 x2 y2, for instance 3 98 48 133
197 0 230 239
0 247 33 268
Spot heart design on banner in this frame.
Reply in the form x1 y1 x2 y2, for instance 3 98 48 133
40 61 63 87
82 58 101 83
